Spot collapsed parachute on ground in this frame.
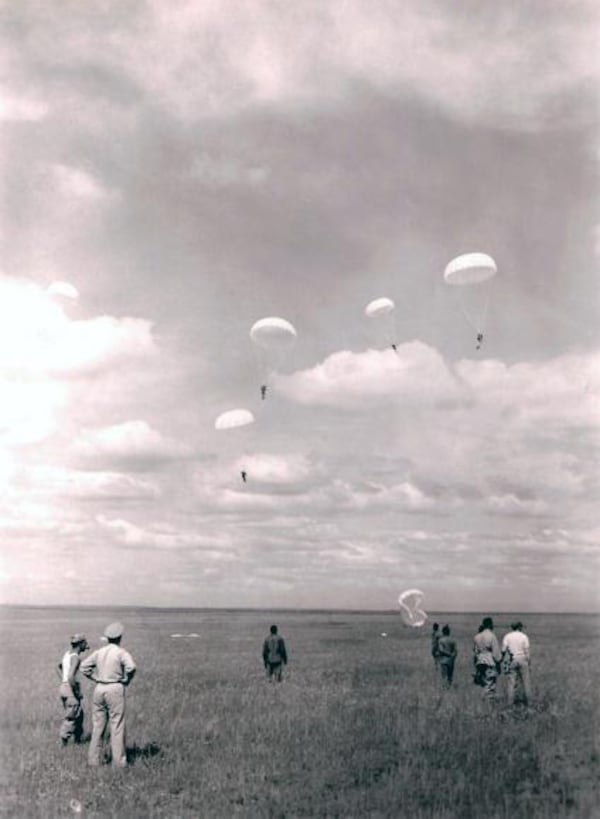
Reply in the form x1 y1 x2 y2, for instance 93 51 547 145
444 253 497 350
249 317 297 399
365 297 397 351
398 588 428 628
214 409 255 431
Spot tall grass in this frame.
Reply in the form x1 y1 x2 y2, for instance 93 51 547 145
0 608 598 818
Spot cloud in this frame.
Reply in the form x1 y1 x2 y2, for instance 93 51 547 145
31 466 160 501
0 87 48 121
51 163 114 201
71 420 190 470
276 343 459 408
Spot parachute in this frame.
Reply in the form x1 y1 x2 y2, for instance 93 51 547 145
398 588 428 627
46 281 79 301
365 297 396 350
214 409 255 431
443 253 497 349
214 408 255 482
249 317 297 398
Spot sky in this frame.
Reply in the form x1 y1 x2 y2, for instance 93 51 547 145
1 0 599 612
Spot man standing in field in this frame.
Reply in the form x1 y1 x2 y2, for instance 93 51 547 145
431 622 441 671
437 625 457 688
262 624 288 682
57 634 89 746
473 617 502 701
81 622 136 768
502 621 532 708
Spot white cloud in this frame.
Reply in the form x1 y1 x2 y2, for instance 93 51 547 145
71 420 190 469
0 88 48 122
51 163 112 201
67 0 597 128
0 276 156 377
31 466 160 501
276 343 459 408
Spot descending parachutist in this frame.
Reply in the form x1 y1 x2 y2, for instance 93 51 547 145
260 385 267 400
476 332 483 350
391 343 397 352
241 470 247 483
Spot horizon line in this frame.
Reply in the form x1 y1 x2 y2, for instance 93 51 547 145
1 603 598 616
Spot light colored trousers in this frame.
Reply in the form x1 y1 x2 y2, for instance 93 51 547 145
506 658 532 705
59 682 83 742
88 683 127 768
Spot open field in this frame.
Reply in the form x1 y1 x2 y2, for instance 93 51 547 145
0 607 598 818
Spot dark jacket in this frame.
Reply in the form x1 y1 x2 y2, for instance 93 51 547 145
262 635 287 666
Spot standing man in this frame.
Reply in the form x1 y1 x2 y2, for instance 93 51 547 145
502 621 532 707
437 625 457 688
473 617 502 701
58 634 89 746
431 622 441 672
262 624 288 682
81 622 136 768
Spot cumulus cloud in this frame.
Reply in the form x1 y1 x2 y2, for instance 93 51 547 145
51 163 114 201
31 466 160 501
0 87 48 121
71 420 190 470
276 343 459 408
0 275 156 377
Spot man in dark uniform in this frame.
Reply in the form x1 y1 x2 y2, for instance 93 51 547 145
262 624 288 682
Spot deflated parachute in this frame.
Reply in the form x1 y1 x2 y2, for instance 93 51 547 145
398 588 428 627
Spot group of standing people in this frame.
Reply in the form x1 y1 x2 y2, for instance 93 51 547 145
57 622 136 768
431 617 532 706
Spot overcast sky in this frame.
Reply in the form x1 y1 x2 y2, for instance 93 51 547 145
1 1 598 612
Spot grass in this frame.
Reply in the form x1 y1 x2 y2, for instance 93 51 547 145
0 608 598 818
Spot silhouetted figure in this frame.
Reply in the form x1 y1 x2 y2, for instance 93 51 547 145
261 385 267 400
476 333 484 350
262 624 288 682
391 343 397 352
241 471 247 483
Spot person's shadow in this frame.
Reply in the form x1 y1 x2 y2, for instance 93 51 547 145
126 742 162 764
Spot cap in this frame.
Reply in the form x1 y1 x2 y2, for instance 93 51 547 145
70 633 88 648
103 622 124 640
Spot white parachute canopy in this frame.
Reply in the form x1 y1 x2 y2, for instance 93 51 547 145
46 281 79 301
398 588 428 628
365 297 396 349
249 316 297 395
214 409 255 431
443 252 497 345
365 297 395 318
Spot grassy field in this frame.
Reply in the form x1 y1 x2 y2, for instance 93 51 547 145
0 607 598 818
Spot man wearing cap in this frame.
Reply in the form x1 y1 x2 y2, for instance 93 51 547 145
57 634 89 745
81 622 136 768
502 621 532 707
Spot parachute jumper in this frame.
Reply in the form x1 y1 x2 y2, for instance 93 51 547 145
365 297 397 352
249 317 297 399
215 409 255 483
443 253 497 350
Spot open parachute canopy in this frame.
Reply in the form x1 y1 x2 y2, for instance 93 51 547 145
46 281 79 300
214 408 255 431
443 253 497 286
365 297 395 318
249 317 297 349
